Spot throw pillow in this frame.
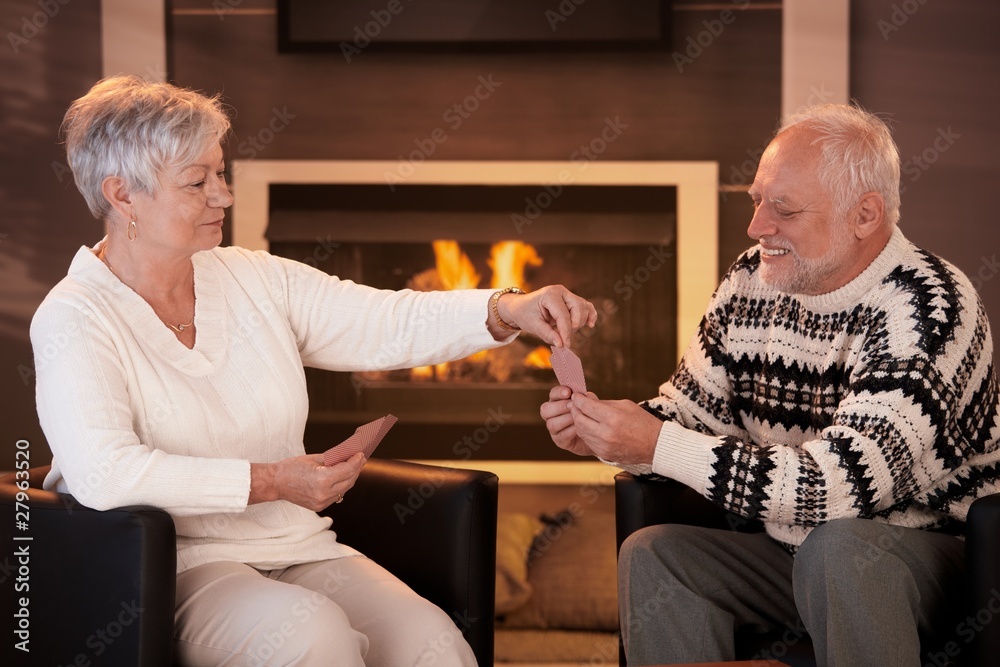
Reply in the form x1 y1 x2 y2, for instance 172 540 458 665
495 512 545 615
499 508 618 631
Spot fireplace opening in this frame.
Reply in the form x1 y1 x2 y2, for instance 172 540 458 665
366 240 551 382
267 182 678 460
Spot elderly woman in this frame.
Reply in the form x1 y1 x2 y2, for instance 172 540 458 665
32 75 596 667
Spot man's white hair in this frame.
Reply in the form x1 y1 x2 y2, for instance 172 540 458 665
779 104 901 226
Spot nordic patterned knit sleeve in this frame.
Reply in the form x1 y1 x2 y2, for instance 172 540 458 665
637 249 1000 530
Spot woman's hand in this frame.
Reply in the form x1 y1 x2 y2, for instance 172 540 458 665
249 452 365 511
491 285 598 347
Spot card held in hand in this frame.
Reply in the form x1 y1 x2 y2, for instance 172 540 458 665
322 414 398 466
550 346 587 394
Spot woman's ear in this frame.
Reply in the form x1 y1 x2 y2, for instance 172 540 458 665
852 191 885 240
101 176 134 221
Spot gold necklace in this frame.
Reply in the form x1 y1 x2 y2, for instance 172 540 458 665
99 248 195 333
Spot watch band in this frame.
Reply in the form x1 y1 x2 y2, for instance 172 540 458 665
490 286 525 331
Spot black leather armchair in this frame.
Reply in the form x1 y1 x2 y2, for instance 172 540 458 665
1 459 498 667
614 472 1000 667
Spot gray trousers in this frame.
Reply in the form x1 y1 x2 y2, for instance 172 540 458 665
618 518 965 666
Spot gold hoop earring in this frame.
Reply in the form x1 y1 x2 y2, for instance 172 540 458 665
127 219 137 241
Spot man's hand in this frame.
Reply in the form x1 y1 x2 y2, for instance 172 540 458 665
491 285 598 347
541 386 661 464
540 385 598 457
249 452 364 511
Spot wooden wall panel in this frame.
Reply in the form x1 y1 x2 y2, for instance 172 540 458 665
851 0 1000 354
0 0 104 464
169 1 782 263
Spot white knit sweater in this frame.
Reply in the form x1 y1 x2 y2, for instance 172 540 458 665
616 228 1000 548
32 242 509 573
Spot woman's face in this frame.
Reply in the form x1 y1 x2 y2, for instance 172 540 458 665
130 142 233 259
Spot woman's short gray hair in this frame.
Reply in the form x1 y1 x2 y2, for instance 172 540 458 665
779 104 901 227
61 75 231 220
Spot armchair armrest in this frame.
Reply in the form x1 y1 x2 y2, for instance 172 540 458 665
321 458 498 667
0 466 176 667
965 491 1000 667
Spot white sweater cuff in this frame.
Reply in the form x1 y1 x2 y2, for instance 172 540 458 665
651 420 716 495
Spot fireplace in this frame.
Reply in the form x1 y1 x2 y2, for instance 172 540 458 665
231 161 718 473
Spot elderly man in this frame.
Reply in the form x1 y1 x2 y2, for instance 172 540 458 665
541 104 1000 666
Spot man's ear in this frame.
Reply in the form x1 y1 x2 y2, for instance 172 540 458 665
101 176 134 221
852 191 885 240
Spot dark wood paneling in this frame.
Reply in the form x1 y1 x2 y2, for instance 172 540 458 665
169 1 781 260
851 0 1000 353
0 0 104 465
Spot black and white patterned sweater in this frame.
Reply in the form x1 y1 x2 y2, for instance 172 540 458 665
624 227 1000 548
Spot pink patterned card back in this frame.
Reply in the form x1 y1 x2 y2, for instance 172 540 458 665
550 346 587 394
322 415 398 466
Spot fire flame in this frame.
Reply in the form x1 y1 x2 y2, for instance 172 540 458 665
432 240 481 290
524 346 553 369
488 241 544 290
411 365 434 381
406 239 551 380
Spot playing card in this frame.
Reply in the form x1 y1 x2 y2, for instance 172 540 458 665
322 414 398 466
550 346 587 394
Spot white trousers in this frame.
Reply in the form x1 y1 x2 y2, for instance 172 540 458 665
174 555 478 667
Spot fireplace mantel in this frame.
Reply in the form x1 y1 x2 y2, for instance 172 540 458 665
230 160 718 484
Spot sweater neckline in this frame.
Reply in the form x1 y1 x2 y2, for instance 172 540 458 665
784 226 907 313
72 239 228 375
